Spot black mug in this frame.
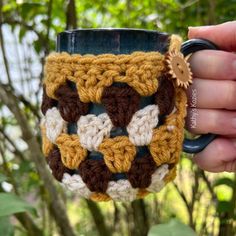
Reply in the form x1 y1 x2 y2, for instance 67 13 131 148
56 28 217 154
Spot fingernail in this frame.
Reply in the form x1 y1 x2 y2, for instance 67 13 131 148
188 26 195 32
188 26 196 30
188 26 211 31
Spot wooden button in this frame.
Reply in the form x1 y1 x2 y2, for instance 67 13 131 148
165 51 193 89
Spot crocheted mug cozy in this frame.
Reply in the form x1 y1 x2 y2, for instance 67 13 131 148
41 34 190 202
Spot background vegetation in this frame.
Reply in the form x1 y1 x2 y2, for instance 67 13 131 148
0 0 235 235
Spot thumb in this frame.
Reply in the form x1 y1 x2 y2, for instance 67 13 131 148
188 21 236 51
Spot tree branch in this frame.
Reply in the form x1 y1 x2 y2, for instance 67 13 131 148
0 83 76 236
0 126 26 161
66 0 77 29
0 1 12 85
86 200 110 236
16 94 40 121
45 0 53 55
173 182 193 226
200 170 217 201
131 199 149 236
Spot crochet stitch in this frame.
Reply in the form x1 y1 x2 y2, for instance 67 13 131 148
101 84 140 127
126 104 159 146
77 113 113 151
41 34 188 201
44 107 67 144
44 51 165 102
55 83 89 123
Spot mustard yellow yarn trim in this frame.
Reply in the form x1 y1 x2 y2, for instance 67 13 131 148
40 124 54 156
90 192 111 202
43 34 182 103
98 136 136 173
149 87 187 166
164 166 177 184
169 34 182 52
44 52 164 103
56 134 87 169
137 189 150 199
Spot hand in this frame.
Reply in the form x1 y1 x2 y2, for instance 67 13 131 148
186 21 236 172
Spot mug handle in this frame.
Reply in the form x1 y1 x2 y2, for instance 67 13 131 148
181 38 218 153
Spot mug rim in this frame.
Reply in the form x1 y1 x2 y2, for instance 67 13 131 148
58 28 169 37
56 28 170 54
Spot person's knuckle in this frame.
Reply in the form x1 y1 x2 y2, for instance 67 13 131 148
229 30 236 51
231 160 236 171
206 111 219 132
225 81 236 108
224 159 236 172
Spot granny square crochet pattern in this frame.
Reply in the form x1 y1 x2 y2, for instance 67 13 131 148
41 35 187 202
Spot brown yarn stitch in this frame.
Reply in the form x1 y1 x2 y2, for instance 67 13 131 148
154 76 175 116
101 84 140 127
47 147 74 181
78 159 112 193
127 154 157 188
55 83 89 123
41 85 58 115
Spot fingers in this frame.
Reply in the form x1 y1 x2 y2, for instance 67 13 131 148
188 21 236 51
189 50 236 80
188 21 236 172
193 137 236 172
186 109 236 135
187 79 236 110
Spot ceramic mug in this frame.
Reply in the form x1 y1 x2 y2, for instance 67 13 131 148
56 29 217 154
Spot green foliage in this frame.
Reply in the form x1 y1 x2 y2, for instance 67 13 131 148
0 217 14 236
0 173 7 183
148 219 197 236
0 193 36 217
213 177 235 189
217 201 235 215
